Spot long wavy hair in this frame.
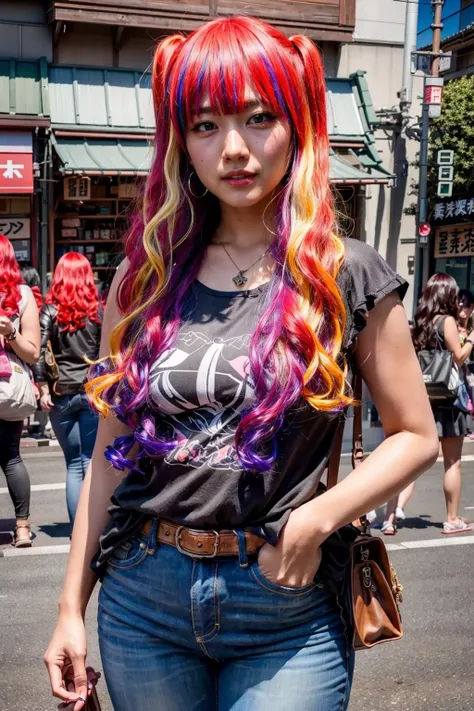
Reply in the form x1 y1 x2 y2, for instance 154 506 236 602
87 15 351 473
0 233 23 317
46 253 100 333
412 273 459 352
19 262 43 309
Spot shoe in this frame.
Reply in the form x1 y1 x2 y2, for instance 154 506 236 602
395 507 406 521
14 521 32 548
441 519 472 535
366 510 378 524
381 521 397 535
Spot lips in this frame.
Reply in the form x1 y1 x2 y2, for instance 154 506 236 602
222 171 257 186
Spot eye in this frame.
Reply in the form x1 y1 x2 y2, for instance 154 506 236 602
248 112 276 126
190 121 217 133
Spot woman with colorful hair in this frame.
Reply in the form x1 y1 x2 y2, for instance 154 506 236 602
0 234 40 547
412 273 474 535
45 17 438 710
34 252 102 525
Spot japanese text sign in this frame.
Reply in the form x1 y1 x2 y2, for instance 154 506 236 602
0 218 30 240
63 176 91 201
0 153 33 194
435 225 474 258
433 198 474 221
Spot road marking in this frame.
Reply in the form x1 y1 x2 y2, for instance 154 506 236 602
0 544 70 558
0 482 65 495
386 536 474 552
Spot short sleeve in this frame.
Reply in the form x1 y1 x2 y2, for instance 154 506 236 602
337 238 408 350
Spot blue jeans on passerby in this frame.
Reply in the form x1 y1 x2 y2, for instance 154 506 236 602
98 520 355 711
49 392 98 525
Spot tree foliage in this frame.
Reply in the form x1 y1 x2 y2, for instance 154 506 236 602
405 75 474 215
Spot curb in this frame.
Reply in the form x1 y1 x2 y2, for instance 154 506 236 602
20 437 59 449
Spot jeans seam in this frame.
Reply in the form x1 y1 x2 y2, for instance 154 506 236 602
339 631 351 711
199 562 220 644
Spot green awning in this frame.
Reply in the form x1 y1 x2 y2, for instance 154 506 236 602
0 58 50 118
53 136 152 175
330 149 394 185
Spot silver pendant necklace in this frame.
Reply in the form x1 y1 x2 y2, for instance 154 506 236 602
217 242 271 287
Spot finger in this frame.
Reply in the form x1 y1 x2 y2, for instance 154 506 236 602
48 664 80 704
71 656 89 711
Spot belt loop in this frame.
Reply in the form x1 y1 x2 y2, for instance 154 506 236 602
151 518 159 550
234 529 249 568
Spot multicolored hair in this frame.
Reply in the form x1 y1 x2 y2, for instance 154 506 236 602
46 252 100 333
87 15 351 472
0 233 23 317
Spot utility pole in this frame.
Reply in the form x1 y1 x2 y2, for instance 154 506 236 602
414 0 445 308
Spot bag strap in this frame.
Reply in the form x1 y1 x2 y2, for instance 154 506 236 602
327 372 364 490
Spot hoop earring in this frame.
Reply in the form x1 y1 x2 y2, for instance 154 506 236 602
188 171 209 198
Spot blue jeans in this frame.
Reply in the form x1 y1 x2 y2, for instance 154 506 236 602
98 520 354 711
49 393 98 525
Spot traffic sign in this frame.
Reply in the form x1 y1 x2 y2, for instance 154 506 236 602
437 182 453 198
439 166 454 181
437 149 454 165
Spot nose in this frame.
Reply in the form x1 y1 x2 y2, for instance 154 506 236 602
222 128 249 162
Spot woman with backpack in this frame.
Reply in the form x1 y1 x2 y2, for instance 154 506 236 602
34 253 102 526
413 273 474 535
0 234 40 547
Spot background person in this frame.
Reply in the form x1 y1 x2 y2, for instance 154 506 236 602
412 273 474 535
34 253 102 526
0 234 40 547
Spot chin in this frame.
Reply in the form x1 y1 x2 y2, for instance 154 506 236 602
214 187 270 208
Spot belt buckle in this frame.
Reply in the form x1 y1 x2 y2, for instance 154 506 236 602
175 526 220 559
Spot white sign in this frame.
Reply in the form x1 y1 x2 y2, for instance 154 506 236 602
439 166 454 181
433 199 474 220
0 217 30 239
438 149 454 165
439 52 453 73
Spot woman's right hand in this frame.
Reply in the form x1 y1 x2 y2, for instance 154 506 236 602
44 614 99 710
40 392 54 412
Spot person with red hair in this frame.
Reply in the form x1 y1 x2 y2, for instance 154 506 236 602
0 234 40 547
34 252 102 526
45 17 438 711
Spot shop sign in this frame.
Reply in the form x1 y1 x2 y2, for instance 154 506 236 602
433 198 474 222
64 176 91 201
0 217 30 239
0 153 33 193
435 224 474 258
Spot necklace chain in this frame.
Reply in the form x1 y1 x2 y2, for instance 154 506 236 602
216 241 271 287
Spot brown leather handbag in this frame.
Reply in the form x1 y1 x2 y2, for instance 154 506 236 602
44 340 61 395
328 374 404 650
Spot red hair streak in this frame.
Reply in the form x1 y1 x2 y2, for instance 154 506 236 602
0 233 23 317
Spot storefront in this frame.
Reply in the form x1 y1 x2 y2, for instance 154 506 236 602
431 195 474 291
0 58 50 278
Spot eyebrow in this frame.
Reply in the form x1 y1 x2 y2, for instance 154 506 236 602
195 99 263 116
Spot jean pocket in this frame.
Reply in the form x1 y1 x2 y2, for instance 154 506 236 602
249 560 317 597
108 532 151 570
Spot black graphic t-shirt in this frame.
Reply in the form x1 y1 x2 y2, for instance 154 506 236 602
94 239 408 570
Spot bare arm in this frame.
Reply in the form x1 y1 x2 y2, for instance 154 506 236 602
259 291 439 588
59 262 131 616
303 290 439 539
44 262 132 709
0 293 40 364
442 315 474 366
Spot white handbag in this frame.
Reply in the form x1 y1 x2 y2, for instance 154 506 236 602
0 350 37 421
0 285 37 421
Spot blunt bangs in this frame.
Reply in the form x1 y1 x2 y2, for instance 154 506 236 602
168 20 301 137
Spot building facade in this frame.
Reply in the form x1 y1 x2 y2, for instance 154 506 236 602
1 0 401 296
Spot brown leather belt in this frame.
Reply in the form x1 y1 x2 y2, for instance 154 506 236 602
141 518 265 559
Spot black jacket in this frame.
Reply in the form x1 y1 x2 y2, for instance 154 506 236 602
33 303 102 396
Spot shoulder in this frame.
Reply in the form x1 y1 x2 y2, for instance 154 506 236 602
337 238 408 349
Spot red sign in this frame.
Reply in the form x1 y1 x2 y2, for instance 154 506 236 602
0 153 33 193
425 85 443 105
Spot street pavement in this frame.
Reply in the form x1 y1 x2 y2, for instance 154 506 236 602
1 449 474 710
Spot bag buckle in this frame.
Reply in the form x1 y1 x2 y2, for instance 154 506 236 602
175 526 220 559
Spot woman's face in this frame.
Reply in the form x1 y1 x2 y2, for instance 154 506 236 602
184 88 292 209
459 300 474 323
